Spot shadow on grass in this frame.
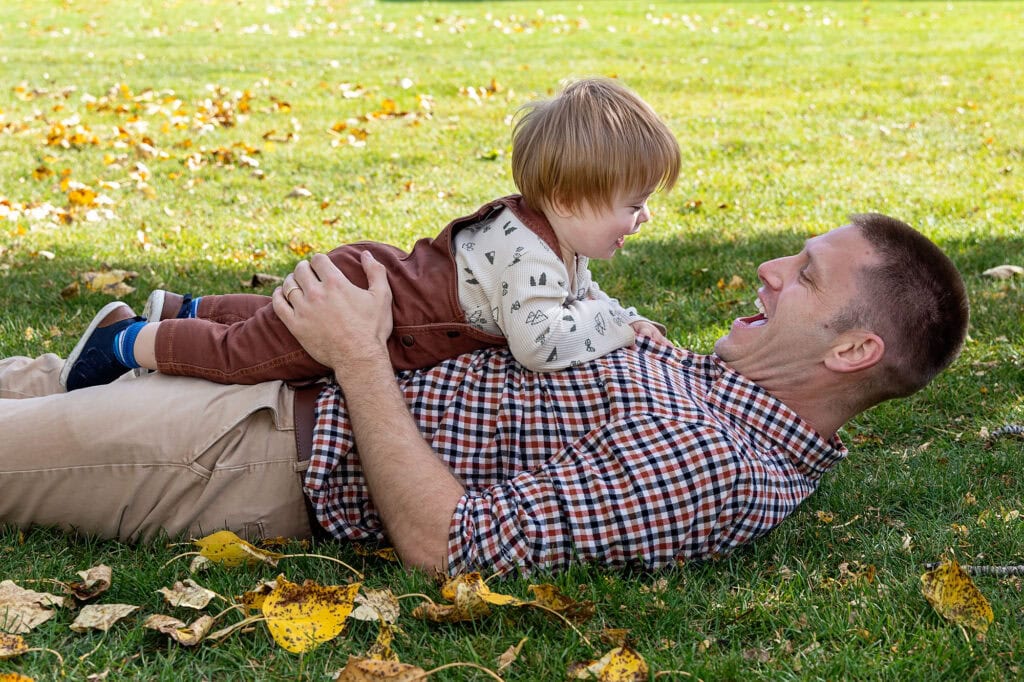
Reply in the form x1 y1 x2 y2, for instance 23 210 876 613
4 219 1022 357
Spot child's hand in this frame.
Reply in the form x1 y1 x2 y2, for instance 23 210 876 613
630 320 670 345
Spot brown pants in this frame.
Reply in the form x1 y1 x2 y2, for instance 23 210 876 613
154 292 331 384
0 354 311 542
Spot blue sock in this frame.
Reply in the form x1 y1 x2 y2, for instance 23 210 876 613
189 296 202 317
112 321 146 369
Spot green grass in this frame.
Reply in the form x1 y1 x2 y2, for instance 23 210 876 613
2 1 1023 679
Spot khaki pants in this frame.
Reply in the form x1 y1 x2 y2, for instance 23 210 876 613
0 354 311 542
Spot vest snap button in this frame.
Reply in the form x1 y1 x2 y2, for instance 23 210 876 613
400 334 415 347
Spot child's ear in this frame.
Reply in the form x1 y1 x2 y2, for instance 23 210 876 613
823 331 884 373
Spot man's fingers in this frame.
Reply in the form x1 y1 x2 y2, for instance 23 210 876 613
360 251 391 300
271 286 295 320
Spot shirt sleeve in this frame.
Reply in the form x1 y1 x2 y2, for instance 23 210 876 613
493 249 636 372
445 415 790 575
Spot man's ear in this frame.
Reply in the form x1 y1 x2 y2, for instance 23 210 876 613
823 331 885 373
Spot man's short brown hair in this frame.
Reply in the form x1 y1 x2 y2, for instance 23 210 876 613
835 213 970 401
511 77 680 213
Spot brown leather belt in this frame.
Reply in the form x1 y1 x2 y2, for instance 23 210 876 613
292 383 322 463
292 383 330 539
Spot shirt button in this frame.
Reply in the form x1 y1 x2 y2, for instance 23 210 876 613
400 335 415 347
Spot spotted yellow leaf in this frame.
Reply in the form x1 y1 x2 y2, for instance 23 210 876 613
0 633 29 660
567 646 649 681
261 574 361 653
921 559 994 634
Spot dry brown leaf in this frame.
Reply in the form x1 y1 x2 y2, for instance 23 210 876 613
158 579 217 610
333 656 426 681
69 604 139 633
193 530 283 567
527 583 596 623
143 614 216 646
0 580 66 634
982 264 1024 279
286 187 313 199
261 575 361 653
79 269 137 297
352 544 399 562
497 637 527 671
60 280 81 300
0 633 29 659
67 564 112 601
921 559 994 634
567 646 649 681
599 628 632 647
350 588 400 623
245 273 284 289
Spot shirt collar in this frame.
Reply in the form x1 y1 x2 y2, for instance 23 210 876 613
704 355 848 480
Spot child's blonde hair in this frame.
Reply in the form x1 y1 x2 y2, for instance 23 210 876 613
511 77 680 214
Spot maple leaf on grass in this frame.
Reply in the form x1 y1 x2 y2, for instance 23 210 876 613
920 559 995 635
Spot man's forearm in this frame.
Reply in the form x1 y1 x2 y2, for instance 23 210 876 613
336 348 466 573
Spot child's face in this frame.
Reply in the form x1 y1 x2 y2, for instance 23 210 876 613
549 191 652 261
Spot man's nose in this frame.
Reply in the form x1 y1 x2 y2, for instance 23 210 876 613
756 257 787 289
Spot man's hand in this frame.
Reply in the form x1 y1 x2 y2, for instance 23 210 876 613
272 251 394 371
631 320 670 345
274 250 463 573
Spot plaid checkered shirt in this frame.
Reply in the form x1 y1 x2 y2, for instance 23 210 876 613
303 337 847 575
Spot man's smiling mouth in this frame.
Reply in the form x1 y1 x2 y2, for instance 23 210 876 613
735 298 768 327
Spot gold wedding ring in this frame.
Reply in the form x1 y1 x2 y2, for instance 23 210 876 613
284 285 302 302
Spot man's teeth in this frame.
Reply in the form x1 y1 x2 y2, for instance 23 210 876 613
754 298 767 317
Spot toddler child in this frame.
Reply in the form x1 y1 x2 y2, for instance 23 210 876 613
61 77 680 390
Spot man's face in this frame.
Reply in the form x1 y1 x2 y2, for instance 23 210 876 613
714 224 880 382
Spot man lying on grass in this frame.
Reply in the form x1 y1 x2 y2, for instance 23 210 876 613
0 214 968 575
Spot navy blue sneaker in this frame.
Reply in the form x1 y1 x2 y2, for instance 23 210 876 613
60 301 143 391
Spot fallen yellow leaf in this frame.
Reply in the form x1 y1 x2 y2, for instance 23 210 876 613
567 646 649 681
262 575 361 653
193 530 283 567
921 559 994 634
0 633 29 660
